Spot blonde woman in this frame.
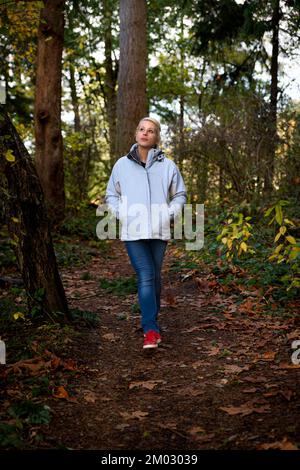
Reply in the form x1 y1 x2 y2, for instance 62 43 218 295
105 117 187 349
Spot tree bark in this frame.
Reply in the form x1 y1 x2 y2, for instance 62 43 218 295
34 0 65 224
264 0 280 193
69 62 81 133
0 106 70 320
116 0 148 157
102 0 118 167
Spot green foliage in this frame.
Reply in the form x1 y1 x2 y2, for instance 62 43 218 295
60 205 99 239
217 212 255 260
70 308 100 327
264 201 300 290
99 276 137 296
54 238 94 268
30 287 45 319
0 423 23 449
0 228 16 268
8 401 52 425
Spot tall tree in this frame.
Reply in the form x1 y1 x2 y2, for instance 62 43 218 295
264 0 280 193
102 0 118 167
0 105 70 319
34 0 65 224
116 0 148 157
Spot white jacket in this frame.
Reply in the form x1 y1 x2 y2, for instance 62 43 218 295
105 144 187 240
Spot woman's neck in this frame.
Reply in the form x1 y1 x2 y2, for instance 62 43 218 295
137 145 150 163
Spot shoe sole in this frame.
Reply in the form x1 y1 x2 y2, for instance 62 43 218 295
143 339 162 349
143 343 158 349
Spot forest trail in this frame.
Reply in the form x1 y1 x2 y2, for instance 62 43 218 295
33 241 300 449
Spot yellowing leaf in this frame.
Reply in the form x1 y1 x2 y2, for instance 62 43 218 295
279 226 287 235
4 149 15 162
275 205 283 225
284 218 295 227
13 312 25 320
274 231 282 242
240 242 247 252
286 236 296 245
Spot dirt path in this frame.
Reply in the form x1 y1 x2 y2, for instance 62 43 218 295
43 240 300 450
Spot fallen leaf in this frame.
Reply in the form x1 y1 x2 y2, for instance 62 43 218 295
83 390 97 403
220 402 270 417
6 357 52 376
279 389 294 401
102 333 119 341
220 404 254 416
115 423 131 431
287 330 300 341
53 386 70 399
262 351 276 361
223 364 249 374
159 421 178 430
242 387 258 393
188 426 205 435
278 362 300 369
62 359 78 371
177 386 204 397
119 411 149 420
243 375 268 383
50 356 61 369
258 437 298 450
207 346 220 356
191 360 208 369
182 326 201 333
129 380 164 390
162 293 177 307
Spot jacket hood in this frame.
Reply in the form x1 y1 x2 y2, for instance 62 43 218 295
127 143 165 167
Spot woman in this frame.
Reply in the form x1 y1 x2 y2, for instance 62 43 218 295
105 117 187 349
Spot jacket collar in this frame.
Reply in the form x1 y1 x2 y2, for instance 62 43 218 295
127 143 164 168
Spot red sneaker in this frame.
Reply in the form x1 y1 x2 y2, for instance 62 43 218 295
154 331 162 344
143 330 162 349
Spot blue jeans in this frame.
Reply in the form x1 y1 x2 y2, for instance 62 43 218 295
124 239 168 333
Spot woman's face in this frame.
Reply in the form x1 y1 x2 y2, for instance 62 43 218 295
136 120 158 148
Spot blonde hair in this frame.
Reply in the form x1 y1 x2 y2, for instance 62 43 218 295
135 116 161 146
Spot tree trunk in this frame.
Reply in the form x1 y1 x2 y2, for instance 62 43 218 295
68 60 87 202
102 0 118 167
264 0 280 193
178 94 185 173
197 155 208 204
0 106 70 320
178 12 185 173
69 62 81 133
116 0 147 157
34 0 65 224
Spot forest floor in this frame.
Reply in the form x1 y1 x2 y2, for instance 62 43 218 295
1 238 300 451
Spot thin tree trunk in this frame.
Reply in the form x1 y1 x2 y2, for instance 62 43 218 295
0 107 70 319
197 155 208 203
69 62 81 133
178 13 185 173
264 0 280 193
116 0 147 157
102 0 118 167
34 0 65 224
